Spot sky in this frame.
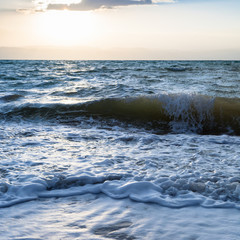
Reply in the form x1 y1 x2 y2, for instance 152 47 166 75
0 0 240 60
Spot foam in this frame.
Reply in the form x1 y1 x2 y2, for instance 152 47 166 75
1 175 240 209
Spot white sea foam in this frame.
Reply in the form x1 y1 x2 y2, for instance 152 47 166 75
1 173 240 209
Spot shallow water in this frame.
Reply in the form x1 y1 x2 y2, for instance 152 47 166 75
0 60 240 239
1 194 240 240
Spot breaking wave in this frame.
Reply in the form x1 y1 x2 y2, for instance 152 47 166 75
1 93 240 135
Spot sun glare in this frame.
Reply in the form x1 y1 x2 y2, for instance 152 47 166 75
35 10 96 46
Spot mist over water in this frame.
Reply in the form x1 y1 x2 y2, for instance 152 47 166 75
0 60 240 239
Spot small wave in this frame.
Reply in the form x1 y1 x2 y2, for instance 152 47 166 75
0 94 24 102
1 94 240 135
166 67 188 72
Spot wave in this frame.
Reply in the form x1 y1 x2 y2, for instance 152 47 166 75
1 174 240 209
166 67 188 72
1 94 240 135
0 94 24 102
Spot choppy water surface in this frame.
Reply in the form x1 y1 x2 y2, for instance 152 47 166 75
0 60 240 239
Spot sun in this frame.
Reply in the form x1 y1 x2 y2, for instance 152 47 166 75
35 10 96 46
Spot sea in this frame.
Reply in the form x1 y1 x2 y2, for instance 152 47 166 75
0 60 240 240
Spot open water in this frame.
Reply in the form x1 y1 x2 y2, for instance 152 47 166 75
0 60 240 239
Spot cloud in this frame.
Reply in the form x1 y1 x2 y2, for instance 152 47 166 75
0 0 34 12
47 0 174 11
0 0 174 13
